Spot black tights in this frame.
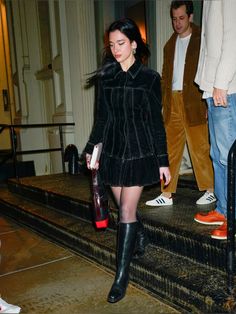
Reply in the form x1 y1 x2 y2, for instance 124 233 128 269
111 186 143 223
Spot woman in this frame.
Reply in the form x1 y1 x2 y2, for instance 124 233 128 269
84 18 170 303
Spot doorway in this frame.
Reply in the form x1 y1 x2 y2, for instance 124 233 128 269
0 0 15 150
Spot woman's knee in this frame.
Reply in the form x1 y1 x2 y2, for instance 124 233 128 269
119 204 136 222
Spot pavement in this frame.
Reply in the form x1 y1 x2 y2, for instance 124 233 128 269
0 215 181 314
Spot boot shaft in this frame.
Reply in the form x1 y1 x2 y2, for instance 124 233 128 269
133 214 149 259
117 222 138 258
107 222 138 303
115 222 138 284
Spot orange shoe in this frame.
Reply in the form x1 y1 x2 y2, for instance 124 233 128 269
194 210 226 225
211 222 227 240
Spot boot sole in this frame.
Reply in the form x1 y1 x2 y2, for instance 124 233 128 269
194 218 225 225
107 292 125 303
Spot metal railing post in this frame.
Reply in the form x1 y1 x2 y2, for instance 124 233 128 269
227 139 236 294
9 126 18 180
59 125 65 173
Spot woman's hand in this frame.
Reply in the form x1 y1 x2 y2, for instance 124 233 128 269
159 167 171 186
86 153 100 170
86 153 92 169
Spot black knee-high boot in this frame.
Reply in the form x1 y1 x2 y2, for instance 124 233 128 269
133 214 149 259
107 222 138 303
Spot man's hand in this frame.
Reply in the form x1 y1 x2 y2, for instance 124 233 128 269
213 88 228 107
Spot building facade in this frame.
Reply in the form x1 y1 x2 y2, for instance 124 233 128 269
0 0 201 175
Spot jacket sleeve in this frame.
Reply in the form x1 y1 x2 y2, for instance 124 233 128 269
214 0 236 90
83 80 107 154
148 74 169 167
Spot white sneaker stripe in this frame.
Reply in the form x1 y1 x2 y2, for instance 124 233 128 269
156 197 169 204
146 195 173 206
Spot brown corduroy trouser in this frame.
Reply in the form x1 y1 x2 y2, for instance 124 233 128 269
162 91 214 193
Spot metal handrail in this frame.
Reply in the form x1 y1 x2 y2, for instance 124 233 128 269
0 123 75 179
227 139 236 294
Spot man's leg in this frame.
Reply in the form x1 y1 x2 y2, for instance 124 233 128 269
146 92 185 206
186 122 214 191
194 94 236 239
207 95 236 215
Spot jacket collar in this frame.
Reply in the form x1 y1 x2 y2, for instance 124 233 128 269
114 60 143 79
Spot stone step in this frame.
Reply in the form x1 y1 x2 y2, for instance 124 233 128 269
0 187 231 313
6 174 227 271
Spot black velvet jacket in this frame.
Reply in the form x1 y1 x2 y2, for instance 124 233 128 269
84 60 169 167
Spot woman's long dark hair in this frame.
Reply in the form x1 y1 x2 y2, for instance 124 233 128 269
87 18 150 85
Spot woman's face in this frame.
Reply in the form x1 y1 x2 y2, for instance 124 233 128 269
109 30 137 71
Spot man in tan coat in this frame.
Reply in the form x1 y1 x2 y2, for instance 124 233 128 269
146 0 215 207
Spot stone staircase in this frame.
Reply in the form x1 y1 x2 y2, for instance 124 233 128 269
0 159 35 181
0 173 235 313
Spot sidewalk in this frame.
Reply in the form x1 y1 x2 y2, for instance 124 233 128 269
0 215 180 314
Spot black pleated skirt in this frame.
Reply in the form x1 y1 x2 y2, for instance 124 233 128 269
99 153 160 187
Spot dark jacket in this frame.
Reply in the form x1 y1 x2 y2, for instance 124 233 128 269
84 60 169 167
162 23 207 126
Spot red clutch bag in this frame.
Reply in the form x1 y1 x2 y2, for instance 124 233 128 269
91 169 109 228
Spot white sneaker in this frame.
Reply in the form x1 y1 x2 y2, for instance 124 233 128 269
0 298 21 313
196 191 216 205
145 194 173 206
